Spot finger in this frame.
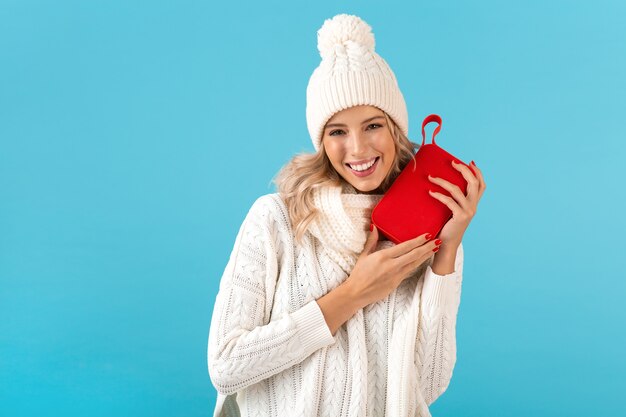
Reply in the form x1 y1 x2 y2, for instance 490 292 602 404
451 160 480 201
428 174 471 211
397 239 440 273
428 190 463 216
362 224 379 255
401 253 432 278
384 231 433 259
391 239 442 268
470 161 487 200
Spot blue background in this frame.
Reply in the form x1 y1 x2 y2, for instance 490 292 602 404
1 0 625 416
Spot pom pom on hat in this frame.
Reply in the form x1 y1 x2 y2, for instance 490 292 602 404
317 13 375 59
306 14 409 152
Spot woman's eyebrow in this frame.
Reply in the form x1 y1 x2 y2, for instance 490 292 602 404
325 116 385 129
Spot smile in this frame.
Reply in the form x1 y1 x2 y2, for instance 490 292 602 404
345 157 380 177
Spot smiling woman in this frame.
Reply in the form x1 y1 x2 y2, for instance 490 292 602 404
207 13 485 417
273 104 417 243
323 105 397 192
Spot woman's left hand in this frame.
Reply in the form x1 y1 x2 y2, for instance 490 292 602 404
427 160 486 246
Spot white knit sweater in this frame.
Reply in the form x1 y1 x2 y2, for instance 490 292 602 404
207 186 464 417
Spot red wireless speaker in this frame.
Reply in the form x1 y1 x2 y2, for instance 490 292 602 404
371 114 476 244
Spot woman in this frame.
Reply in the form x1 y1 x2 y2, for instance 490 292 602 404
208 13 486 417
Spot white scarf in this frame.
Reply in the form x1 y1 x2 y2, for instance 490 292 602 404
308 182 389 275
308 182 426 417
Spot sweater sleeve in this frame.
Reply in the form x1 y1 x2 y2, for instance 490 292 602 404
416 242 464 406
207 196 336 396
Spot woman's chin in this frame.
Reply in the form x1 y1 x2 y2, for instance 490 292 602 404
349 179 383 194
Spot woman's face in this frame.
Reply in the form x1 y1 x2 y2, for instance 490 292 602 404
322 105 396 193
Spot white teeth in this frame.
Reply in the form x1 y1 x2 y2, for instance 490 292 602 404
348 158 377 172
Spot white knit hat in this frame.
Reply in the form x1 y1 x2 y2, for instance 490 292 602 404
306 14 409 152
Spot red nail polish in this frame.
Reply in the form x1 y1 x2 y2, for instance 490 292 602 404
432 247 440 252
471 160 476 166
369 223 374 231
435 239 442 245
425 233 433 240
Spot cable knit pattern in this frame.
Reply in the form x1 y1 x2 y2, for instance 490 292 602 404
306 14 409 152
308 182 384 275
208 189 464 417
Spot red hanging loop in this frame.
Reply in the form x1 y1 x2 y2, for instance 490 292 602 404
421 114 442 147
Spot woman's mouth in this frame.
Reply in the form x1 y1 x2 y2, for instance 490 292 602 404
345 157 380 177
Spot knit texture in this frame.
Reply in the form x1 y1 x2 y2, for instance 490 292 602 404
308 182 385 275
208 191 464 417
306 14 409 151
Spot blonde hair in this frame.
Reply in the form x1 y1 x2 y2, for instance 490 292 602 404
272 111 419 245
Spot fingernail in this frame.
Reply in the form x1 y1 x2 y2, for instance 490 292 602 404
435 239 442 245
369 223 374 231
432 247 440 252
425 233 433 240
471 160 476 166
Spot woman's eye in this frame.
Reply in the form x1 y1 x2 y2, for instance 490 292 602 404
329 124 381 136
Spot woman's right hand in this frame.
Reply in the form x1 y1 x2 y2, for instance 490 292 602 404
343 226 442 309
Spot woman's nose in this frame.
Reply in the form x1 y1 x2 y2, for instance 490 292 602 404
347 132 367 153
